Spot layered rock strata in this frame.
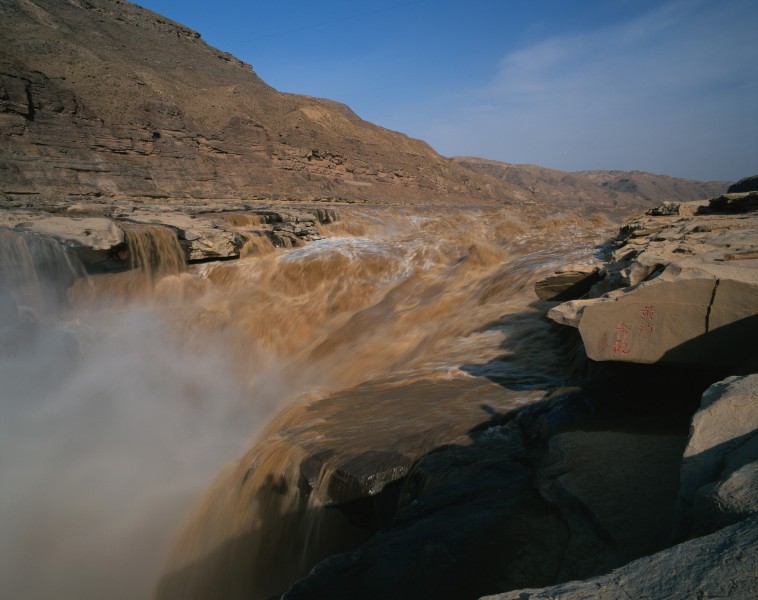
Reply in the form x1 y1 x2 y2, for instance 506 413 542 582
0 0 726 206
0 200 337 271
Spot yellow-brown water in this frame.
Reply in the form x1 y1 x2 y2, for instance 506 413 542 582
0 207 613 599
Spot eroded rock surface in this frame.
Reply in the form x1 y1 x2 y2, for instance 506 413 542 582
537 431 685 580
0 200 337 269
546 192 758 367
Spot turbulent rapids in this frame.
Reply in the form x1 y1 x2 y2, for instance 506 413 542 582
0 205 613 599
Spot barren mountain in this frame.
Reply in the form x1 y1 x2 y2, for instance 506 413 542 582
0 0 728 206
451 157 727 209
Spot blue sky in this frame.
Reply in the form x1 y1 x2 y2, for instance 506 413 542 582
136 0 757 182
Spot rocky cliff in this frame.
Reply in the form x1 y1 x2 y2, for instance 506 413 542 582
1 0 726 207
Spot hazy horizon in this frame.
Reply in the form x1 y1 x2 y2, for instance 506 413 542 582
136 0 756 183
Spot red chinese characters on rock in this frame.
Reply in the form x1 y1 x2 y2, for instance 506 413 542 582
639 305 655 335
613 322 631 355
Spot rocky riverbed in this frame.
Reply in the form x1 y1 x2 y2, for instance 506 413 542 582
274 187 758 599
1 185 756 600
0 198 338 271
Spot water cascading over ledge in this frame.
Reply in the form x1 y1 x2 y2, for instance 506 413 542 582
2 206 626 600
123 224 187 279
0 227 86 322
149 208 611 600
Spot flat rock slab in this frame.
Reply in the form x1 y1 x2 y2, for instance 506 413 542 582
575 267 758 365
10 215 124 250
289 376 543 504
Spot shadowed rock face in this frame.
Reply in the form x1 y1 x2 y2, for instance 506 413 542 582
484 376 758 600
481 515 758 600
1 0 727 207
727 175 758 194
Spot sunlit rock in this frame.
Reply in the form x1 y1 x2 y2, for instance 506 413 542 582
548 192 758 368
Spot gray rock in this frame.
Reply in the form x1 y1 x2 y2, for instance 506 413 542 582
481 515 758 600
282 445 568 600
693 460 758 536
673 374 758 540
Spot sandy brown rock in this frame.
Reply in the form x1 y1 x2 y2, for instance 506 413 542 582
10 216 124 250
548 195 758 367
452 158 725 210
534 264 601 301
0 200 340 268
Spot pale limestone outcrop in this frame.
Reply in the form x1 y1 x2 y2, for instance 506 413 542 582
0 201 337 267
12 216 124 250
545 193 758 367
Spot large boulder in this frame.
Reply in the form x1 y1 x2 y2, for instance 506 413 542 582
554 265 758 366
547 192 758 368
672 374 758 540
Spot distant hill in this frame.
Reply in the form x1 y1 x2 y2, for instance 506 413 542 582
0 0 728 206
451 158 728 209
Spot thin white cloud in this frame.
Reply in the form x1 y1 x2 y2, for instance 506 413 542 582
427 0 758 180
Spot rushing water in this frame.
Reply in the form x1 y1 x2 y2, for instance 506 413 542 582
0 207 613 599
